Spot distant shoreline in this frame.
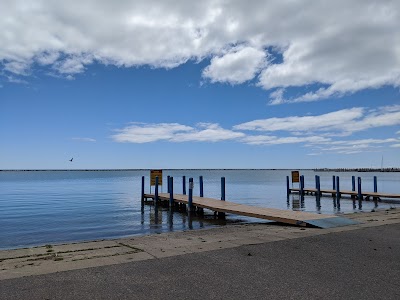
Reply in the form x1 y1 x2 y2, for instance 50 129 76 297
0 168 296 172
0 168 399 172
313 168 400 172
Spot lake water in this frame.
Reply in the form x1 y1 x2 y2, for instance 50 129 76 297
0 170 399 250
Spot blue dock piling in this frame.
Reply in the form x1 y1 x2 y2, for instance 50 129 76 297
373 175 379 203
182 176 186 195
169 176 174 207
351 176 356 199
221 177 226 201
315 176 321 209
358 177 362 209
141 176 145 204
200 176 204 198
188 177 194 212
315 175 321 196
141 176 145 212
219 177 226 218
198 176 204 214
332 175 336 190
336 176 341 209
300 175 304 196
167 176 170 193
155 176 159 209
286 176 290 198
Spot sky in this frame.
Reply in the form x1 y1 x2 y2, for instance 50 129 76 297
1 0 400 169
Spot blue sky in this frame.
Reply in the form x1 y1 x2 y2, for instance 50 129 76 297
1 0 399 169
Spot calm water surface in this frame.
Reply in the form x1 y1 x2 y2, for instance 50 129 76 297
0 170 399 250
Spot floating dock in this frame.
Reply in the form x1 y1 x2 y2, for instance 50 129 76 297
287 174 400 201
143 193 358 229
289 188 400 199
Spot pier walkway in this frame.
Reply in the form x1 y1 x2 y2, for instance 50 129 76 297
143 193 357 229
290 188 400 200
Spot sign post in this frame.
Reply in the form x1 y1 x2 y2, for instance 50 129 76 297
291 171 300 185
150 170 163 192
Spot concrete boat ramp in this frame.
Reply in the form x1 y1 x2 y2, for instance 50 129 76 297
143 193 358 229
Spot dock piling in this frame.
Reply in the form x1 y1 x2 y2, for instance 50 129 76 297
332 175 336 190
286 176 290 198
221 177 226 201
332 175 336 197
357 177 362 209
169 176 174 207
198 176 204 214
300 175 304 196
373 176 379 204
167 176 170 193
315 175 321 208
155 176 159 209
336 176 341 209
188 177 194 212
315 175 321 196
219 177 226 218
141 176 145 211
182 176 186 195
351 176 356 199
200 176 204 197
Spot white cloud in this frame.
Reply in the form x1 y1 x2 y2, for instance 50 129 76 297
234 105 400 135
54 55 93 74
172 123 245 142
241 135 331 145
112 122 244 143
72 137 96 142
234 108 364 133
1 0 399 101
111 104 400 155
112 123 193 143
326 138 399 146
4 75 28 84
202 46 267 84
306 137 400 154
4 61 30 75
36 52 60 65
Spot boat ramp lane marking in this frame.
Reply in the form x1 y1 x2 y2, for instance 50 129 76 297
143 193 359 229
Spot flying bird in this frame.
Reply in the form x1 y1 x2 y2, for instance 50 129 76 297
69 158 73 162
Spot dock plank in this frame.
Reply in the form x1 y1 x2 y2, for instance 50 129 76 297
290 188 400 198
143 193 357 228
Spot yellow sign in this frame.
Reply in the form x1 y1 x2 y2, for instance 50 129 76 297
150 169 163 186
291 171 300 183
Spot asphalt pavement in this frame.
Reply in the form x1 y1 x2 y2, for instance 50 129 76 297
1 223 399 300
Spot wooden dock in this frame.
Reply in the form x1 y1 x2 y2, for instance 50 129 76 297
143 193 358 229
289 188 400 200
287 174 400 202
